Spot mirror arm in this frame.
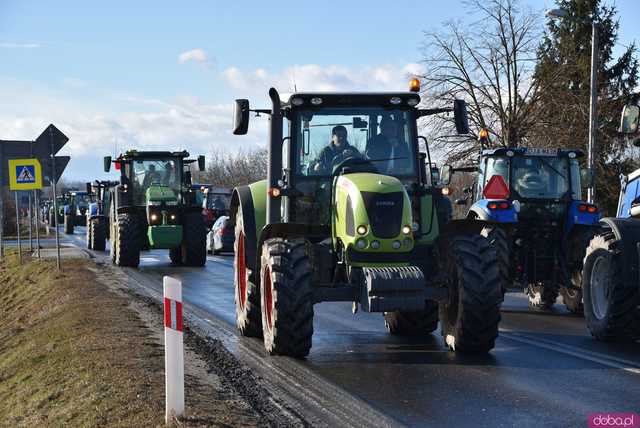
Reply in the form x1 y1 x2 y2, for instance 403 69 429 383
417 108 451 118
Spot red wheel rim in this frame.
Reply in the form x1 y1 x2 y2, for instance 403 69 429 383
263 266 274 332
237 231 247 309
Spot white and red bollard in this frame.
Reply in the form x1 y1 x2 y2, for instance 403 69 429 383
163 276 184 423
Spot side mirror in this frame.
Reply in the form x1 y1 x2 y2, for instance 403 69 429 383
233 99 250 135
455 198 468 206
86 182 92 195
104 156 112 173
441 164 452 185
620 104 639 134
453 99 469 135
581 168 594 188
198 155 205 172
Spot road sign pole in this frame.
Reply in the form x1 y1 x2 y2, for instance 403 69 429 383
28 192 33 252
34 190 40 259
50 127 61 270
15 192 21 264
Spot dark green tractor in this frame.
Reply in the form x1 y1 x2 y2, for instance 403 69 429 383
86 180 118 251
49 194 69 226
63 190 91 234
103 150 207 267
230 83 502 358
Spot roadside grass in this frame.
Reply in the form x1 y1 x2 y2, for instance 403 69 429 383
0 253 166 427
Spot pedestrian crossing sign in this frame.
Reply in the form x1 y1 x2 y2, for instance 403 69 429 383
8 158 43 190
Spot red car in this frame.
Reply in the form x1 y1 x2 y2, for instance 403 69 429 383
202 187 232 229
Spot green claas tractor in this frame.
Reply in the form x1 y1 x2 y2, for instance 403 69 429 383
230 82 503 358
103 150 207 268
86 180 118 251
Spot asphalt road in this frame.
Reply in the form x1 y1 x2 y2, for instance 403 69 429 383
60 226 640 428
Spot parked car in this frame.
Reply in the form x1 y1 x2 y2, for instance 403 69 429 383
207 215 234 255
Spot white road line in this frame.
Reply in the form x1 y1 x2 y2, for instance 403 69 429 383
501 329 640 375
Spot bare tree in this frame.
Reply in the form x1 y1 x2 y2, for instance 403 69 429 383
196 148 267 188
420 0 542 163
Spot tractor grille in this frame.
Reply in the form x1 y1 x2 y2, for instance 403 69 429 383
361 192 403 238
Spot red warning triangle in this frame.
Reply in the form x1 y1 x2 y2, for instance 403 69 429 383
483 175 510 199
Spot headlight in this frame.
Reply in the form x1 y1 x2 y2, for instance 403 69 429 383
392 240 401 250
357 225 368 235
370 240 381 249
170 214 176 220
355 238 368 249
150 213 159 221
402 225 412 235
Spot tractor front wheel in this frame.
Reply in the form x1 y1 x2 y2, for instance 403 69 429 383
234 208 262 337
181 212 206 266
260 238 314 358
64 214 74 235
114 214 141 267
583 232 640 341
384 300 439 336
439 234 501 353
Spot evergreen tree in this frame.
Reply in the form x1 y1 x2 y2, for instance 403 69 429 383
531 0 638 214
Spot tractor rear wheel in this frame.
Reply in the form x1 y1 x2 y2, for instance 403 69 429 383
260 238 314 358
181 212 206 266
439 235 501 353
92 217 107 251
64 214 74 235
114 214 141 267
583 232 640 341
384 301 439 336
481 226 511 299
527 282 558 310
169 247 181 264
234 207 262 337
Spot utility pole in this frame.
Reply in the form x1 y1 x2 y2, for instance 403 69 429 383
587 21 599 204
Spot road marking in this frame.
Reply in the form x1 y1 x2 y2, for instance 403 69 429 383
501 329 640 375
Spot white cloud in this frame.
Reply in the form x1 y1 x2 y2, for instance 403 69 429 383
221 63 425 95
0 42 41 48
178 48 208 64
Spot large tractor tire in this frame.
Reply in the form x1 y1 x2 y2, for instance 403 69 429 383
439 234 501 353
560 228 595 314
234 207 262 337
527 282 559 310
114 214 141 267
109 219 117 263
260 238 314 358
48 211 56 227
169 247 181 264
384 300 439 336
64 214 74 235
582 232 640 341
481 225 511 298
92 217 107 251
560 271 583 314
86 219 94 249
180 212 206 267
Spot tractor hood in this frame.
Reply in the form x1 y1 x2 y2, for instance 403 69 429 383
334 173 414 260
146 185 178 203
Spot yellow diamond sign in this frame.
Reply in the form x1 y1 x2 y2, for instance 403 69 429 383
8 158 43 190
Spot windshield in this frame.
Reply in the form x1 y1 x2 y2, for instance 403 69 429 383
484 155 572 199
132 159 181 204
74 193 89 206
293 108 416 177
206 193 231 210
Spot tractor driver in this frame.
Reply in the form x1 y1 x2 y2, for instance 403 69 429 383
365 117 409 173
143 164 162 188
312 125 361 174
514 162 547 197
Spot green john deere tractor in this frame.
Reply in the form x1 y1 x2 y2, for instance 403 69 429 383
230 83 502 358
103 150 207 268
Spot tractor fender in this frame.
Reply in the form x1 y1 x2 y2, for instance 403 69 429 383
565 200 601 234
597 217 640 292
230 182 266 272
468 200 517 223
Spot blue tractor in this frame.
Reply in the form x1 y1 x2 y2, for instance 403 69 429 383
582 104 640 341
86 180 118 251
63 190 91 234
442 144 601 312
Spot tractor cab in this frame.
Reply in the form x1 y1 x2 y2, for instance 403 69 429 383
202 186 232 229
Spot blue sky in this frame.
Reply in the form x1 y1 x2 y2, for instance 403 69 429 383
1 0 638 181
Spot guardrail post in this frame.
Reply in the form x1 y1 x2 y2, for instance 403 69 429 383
163 276 184 423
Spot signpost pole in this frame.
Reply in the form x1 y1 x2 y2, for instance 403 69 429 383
15 192 21 264
34 190 40 259
28 192 33 251
50 128 61 270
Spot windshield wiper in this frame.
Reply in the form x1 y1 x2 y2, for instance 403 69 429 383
537 158 567 180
